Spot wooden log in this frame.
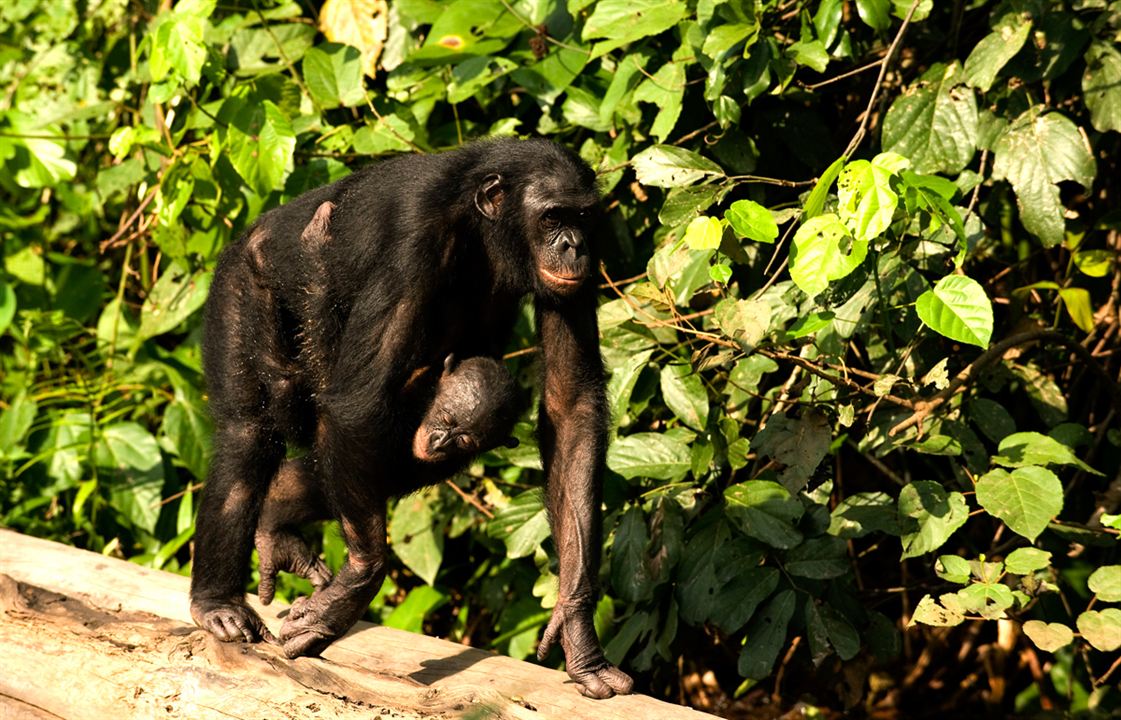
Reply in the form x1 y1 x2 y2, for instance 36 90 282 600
0 530 714 720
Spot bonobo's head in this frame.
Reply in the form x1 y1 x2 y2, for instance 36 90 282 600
473 140 601 298
412 355 519 464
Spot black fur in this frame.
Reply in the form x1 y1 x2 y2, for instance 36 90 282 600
189 139 632 698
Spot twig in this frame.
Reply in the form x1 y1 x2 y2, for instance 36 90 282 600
444 479 494 519
889 329 1121 437
800 57 886 91
759 349 916 409
100 187 158 252
842 0 925 157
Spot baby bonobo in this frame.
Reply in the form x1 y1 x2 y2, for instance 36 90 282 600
254 353 519 605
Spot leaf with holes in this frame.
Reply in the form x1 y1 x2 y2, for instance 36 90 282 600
790 214 867 296
883 62 978 174
632 145 725 188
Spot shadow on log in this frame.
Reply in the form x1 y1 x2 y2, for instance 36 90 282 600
0 530 714 720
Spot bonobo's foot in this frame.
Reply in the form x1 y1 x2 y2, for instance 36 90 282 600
278 578 371 658
537 599 634 699
255 528 332 605
190 596 276 644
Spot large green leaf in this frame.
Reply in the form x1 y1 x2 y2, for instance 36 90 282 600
751 411 831 493
1076 609 1121 652
790 213 867 296
962 18 1032 92
713 298 770 351
138 263 212 340
303 43 366 108
607 432 692 480
724 480 804 549
724 199 778 244
390 490 444 585
1083 42 1121 134
883 63 978 174
487 489 550 559
738 590 796 679
632 145 724 188
992 107 1097 247
583 0 687 53
975 466 1062 541
992 431 1100 474
1088 565 1121 602
915 274 993 348
837 154 905 241
898 481 968 559
611 506 654 603
659 363 709 431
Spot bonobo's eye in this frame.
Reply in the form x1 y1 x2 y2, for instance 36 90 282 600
542 209 561 230
456 434 476 451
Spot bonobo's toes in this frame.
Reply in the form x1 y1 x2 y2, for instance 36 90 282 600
571 663 633 699
279 613 336 658
192 600 275 644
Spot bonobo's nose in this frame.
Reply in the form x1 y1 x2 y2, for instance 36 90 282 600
428 430 450 452
556 230 582 252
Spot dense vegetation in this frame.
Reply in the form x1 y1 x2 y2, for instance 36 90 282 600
1 0 1119 715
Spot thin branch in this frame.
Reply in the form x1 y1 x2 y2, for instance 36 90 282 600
444 479 494 518
843 0 925 157
889 329 1121 437
100 186 158 252
800 57 886 91
759 349 917 409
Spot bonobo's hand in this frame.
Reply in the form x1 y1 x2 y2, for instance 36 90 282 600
255 528 332 606
191 596 276 644
278 573 372 658
537 598 634 699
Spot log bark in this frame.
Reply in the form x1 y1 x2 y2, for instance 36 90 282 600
0 530 713 720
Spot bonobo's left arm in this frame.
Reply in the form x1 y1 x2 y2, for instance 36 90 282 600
535 293 634 699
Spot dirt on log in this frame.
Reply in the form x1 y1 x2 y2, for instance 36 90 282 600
0 530 714 720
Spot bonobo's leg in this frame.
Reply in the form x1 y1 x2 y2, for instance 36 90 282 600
255 458 332 606
535 302 634 698
278 481 388 658
190 422 284 643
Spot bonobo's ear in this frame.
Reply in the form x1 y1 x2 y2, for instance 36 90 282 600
443 354 456 375
503 436 520 449
475 174 504 220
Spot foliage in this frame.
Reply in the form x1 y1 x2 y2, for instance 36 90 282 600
2 0 1120 714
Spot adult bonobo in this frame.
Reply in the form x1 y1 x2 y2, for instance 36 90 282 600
189 139 633 698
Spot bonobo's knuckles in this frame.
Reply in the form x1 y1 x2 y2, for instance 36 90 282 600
538 599 635 698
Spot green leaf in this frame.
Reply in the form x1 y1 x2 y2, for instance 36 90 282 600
803 155 846 220
883 63 978 175
1083 42 1121 134
1004 547 1052 575
788 40 829 73
611 506 654 603
915 274 993 348
632 145 724 188
583 0 687 49
725 480 804 549
713 567 779 634
159 388 213 481
1088 565 1121 602
737 590 796 679
855 0 890 32
830 492 901 539
911 594 966 627
1022 620 1074 652
992 432 1100 474
752 411 831 494
389 490 443 585
1076 609 1121 652
785 536 849 579
1073 249 1114 278
962 19 1032 92
1058 287 1094 333
992 107 1097 247
0 393 36 454
384 585 449 633
138 263 212 340
790 213 867 296
151 13 208 86
488 489 550 559
303 43 366 108
713 298 770 351
607 432 692 480
935 555 972 584
836 155 904 240
898 481 969 559
683 216 723 251
97 422 161 471
660 363 709 431
975 466 1062 541
448 56 518 105
0 279 14 335
632 49 689 142
724 200 778 244
969 398 1016 443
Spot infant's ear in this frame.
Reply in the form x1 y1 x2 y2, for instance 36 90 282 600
503 436 520 449
443 353 457 375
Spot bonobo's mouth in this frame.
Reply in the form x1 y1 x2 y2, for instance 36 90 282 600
540 267 587 292
412 428 439 462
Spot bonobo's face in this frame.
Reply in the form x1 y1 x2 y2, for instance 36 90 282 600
525 174 600 297
413 357 518 464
